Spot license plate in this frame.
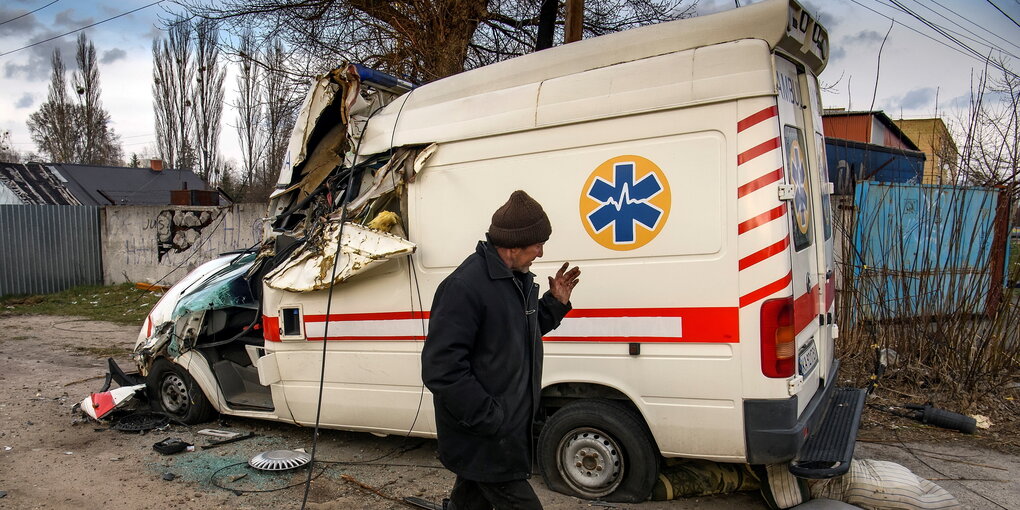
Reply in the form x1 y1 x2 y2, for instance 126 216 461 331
798 339 818 376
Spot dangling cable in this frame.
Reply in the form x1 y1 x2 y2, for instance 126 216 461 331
299 82 408 509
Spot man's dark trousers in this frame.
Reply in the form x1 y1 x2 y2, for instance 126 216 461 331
445 475 543 510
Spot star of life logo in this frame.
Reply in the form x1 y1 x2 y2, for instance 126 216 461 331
580 155 671 251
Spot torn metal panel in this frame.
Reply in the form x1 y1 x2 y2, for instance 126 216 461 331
268 65 409 238
274 77 343 196
79 384 146 420
345 143 437 218
265 221 416 292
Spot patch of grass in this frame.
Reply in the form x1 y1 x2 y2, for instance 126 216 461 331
69 345 134 357
0 283 159 325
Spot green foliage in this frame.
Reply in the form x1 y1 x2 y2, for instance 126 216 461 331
0 283 158 325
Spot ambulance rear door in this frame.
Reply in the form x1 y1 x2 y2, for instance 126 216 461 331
775 55 824 408
803 69 837 385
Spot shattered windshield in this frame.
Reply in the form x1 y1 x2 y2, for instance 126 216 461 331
173 252 258 319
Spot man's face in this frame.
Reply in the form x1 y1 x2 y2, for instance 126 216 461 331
507 242 544 272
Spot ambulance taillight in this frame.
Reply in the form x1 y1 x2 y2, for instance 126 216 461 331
760 297 796 378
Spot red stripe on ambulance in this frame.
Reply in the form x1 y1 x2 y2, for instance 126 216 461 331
736 137 780 165
736 105 778 132
738 204 787 234
737 167 784 198
284 307 739 343
738 237 790 270
263 316 281 342
739 272 793 308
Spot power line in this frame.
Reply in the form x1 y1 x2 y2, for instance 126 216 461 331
929 0 1020 52
886 0 1016 77
854 0 1018 79
906 0 1020 59
0 0 61 27
986 0 1020 29
0 1 163 58
849 0 983 62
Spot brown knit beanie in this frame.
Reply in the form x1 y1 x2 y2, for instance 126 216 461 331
488 190 552 248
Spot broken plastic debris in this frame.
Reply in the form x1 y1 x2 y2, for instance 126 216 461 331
78 384 146 420
197 429 243 440
153 437 193 455
162 472 177 481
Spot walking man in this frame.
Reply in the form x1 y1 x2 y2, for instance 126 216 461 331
422 190 581 510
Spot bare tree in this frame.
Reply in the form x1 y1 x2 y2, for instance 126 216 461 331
0 131 22 163
193 18 227 181
27 50 78 163
153 17 196 170
234 30 265 190
262 39 300 191
26 42 123 166
957 61 1019 193
177 0 695 84
72 34 122 165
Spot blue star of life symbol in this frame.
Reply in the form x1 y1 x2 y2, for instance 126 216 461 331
586 162 664 244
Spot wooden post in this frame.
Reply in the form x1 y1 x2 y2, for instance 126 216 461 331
565 0 584 44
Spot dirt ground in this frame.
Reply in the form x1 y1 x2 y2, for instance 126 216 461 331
0 314 1015 509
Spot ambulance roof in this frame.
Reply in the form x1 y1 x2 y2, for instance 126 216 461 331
402 0 825 109
356 0 827 155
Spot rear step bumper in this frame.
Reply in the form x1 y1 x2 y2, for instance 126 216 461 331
789 387 866 478
744 359 866 476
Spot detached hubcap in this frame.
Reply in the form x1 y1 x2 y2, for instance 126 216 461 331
557 427 624 497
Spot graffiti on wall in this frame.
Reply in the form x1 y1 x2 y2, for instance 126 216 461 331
156 209 219 262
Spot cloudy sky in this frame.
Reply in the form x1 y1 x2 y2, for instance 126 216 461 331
1 0 1018 166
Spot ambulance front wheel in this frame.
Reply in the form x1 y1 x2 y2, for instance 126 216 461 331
538 399 659 502
146 358 215 424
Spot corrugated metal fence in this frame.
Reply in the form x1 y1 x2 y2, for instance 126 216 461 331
0 205 103 296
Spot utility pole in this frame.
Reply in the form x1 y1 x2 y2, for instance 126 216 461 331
565 0 584 44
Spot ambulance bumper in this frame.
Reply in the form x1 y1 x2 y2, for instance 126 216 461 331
742 359 843 465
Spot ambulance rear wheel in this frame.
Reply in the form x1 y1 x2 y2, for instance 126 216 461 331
147 358 215 424
538 399 659 502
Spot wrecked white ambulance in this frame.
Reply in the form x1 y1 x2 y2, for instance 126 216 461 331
132 0 864 502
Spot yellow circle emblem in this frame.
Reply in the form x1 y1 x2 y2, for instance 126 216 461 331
579 155 671 251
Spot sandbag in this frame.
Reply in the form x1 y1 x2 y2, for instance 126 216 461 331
809 459 960 510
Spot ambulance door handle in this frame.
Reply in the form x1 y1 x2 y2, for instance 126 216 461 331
806 272 812 293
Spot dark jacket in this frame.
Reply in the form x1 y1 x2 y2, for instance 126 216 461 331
422 240 571 483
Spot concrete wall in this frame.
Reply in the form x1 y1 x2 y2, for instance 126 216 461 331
102 203 267 286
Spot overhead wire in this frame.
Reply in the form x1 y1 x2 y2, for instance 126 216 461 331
885 0 1018 78
848 0 1018 79
0 0 61 27
903 0 1020 61
928 0 1020 52
0 1 164 58
985 0 1020 29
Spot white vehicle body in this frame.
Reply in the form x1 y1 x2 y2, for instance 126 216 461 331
136 0 856 501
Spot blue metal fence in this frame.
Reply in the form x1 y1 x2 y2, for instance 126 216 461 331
0 205 103 296
851 182 1004 319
